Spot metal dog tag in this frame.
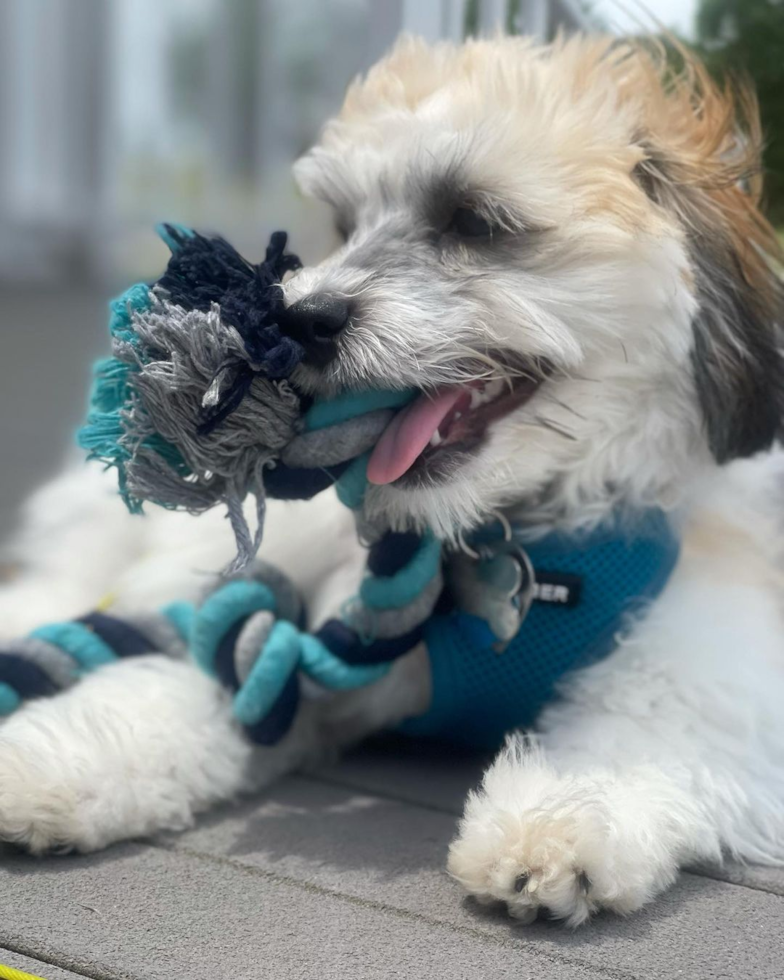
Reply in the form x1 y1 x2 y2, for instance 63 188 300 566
447 540 536 653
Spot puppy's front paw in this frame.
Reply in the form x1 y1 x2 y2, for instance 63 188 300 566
448 803 605 925
447 746 681 925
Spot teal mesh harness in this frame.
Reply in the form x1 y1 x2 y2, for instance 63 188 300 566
400 510 680 748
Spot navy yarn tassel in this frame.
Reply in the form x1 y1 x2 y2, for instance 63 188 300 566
156 225 305 434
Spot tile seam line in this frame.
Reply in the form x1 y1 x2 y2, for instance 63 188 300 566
155 840 643 980
0 939 139 980
687 866 784 897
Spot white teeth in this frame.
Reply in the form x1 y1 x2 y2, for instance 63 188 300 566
429 430 443 447
468 380 504 411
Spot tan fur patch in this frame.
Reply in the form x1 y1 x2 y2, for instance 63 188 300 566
334 33 783 282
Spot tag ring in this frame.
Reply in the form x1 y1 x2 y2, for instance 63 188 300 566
457 509 513 561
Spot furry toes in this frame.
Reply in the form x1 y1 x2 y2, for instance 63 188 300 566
448 796 606 926
447 741 712 926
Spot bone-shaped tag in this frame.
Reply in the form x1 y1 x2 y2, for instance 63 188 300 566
447 541 536 652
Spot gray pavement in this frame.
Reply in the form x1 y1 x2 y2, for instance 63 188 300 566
1 284 783 979
1 738 783 980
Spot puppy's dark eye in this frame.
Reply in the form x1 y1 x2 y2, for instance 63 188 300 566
448 206 493 238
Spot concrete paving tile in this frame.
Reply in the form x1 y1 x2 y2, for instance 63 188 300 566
170 774 461 919
0 948 89 980
0 842 622 980
169 775 784 980
312 732 488 815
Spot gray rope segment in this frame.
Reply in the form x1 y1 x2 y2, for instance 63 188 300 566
127 611 190 659
243 560 303 625
344 571 444 640
281 410 394 468
196 559 304 626
5 636 79 690
112 297 302 568
234 610 275 685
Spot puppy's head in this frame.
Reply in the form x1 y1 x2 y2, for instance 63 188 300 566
284 34 784 538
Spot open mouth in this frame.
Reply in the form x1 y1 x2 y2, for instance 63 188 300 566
366 372 544 486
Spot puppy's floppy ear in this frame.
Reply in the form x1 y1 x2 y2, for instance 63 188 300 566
630 45 784 463
687 233 784 463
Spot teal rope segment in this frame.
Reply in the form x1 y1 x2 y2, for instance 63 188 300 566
336 453 372 510
360 533 442 610
191 580 276 675
30 622 117 672
298 632 389 689
233 620 301 725
305 388 415 432
0 682 21 716
163 601 196 643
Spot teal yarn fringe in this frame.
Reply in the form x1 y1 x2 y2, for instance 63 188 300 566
76 281 193 513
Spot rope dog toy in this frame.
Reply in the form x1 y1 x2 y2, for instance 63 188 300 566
0 540 442 743
0 560 391 743
0 225 444 741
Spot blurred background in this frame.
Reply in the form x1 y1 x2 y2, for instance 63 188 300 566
0 0 781 539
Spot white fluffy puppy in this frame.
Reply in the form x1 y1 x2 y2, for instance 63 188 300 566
1 35 784 927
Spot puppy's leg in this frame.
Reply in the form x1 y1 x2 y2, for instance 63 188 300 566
0 463 148 635
448 508 784 924
0 645 427 853
0 477 425 851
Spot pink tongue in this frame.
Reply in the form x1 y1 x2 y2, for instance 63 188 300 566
367 388 464 485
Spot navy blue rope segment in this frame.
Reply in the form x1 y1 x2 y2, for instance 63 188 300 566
0 608 186 717
367 531 423 577
315 619 425 666
264 461 350 501
77 613 158 658
243 672 300 745
0 654 58 706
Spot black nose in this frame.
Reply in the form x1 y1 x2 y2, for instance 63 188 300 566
282 293 349 367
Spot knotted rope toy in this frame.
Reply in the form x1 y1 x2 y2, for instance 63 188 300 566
0 225 445 741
